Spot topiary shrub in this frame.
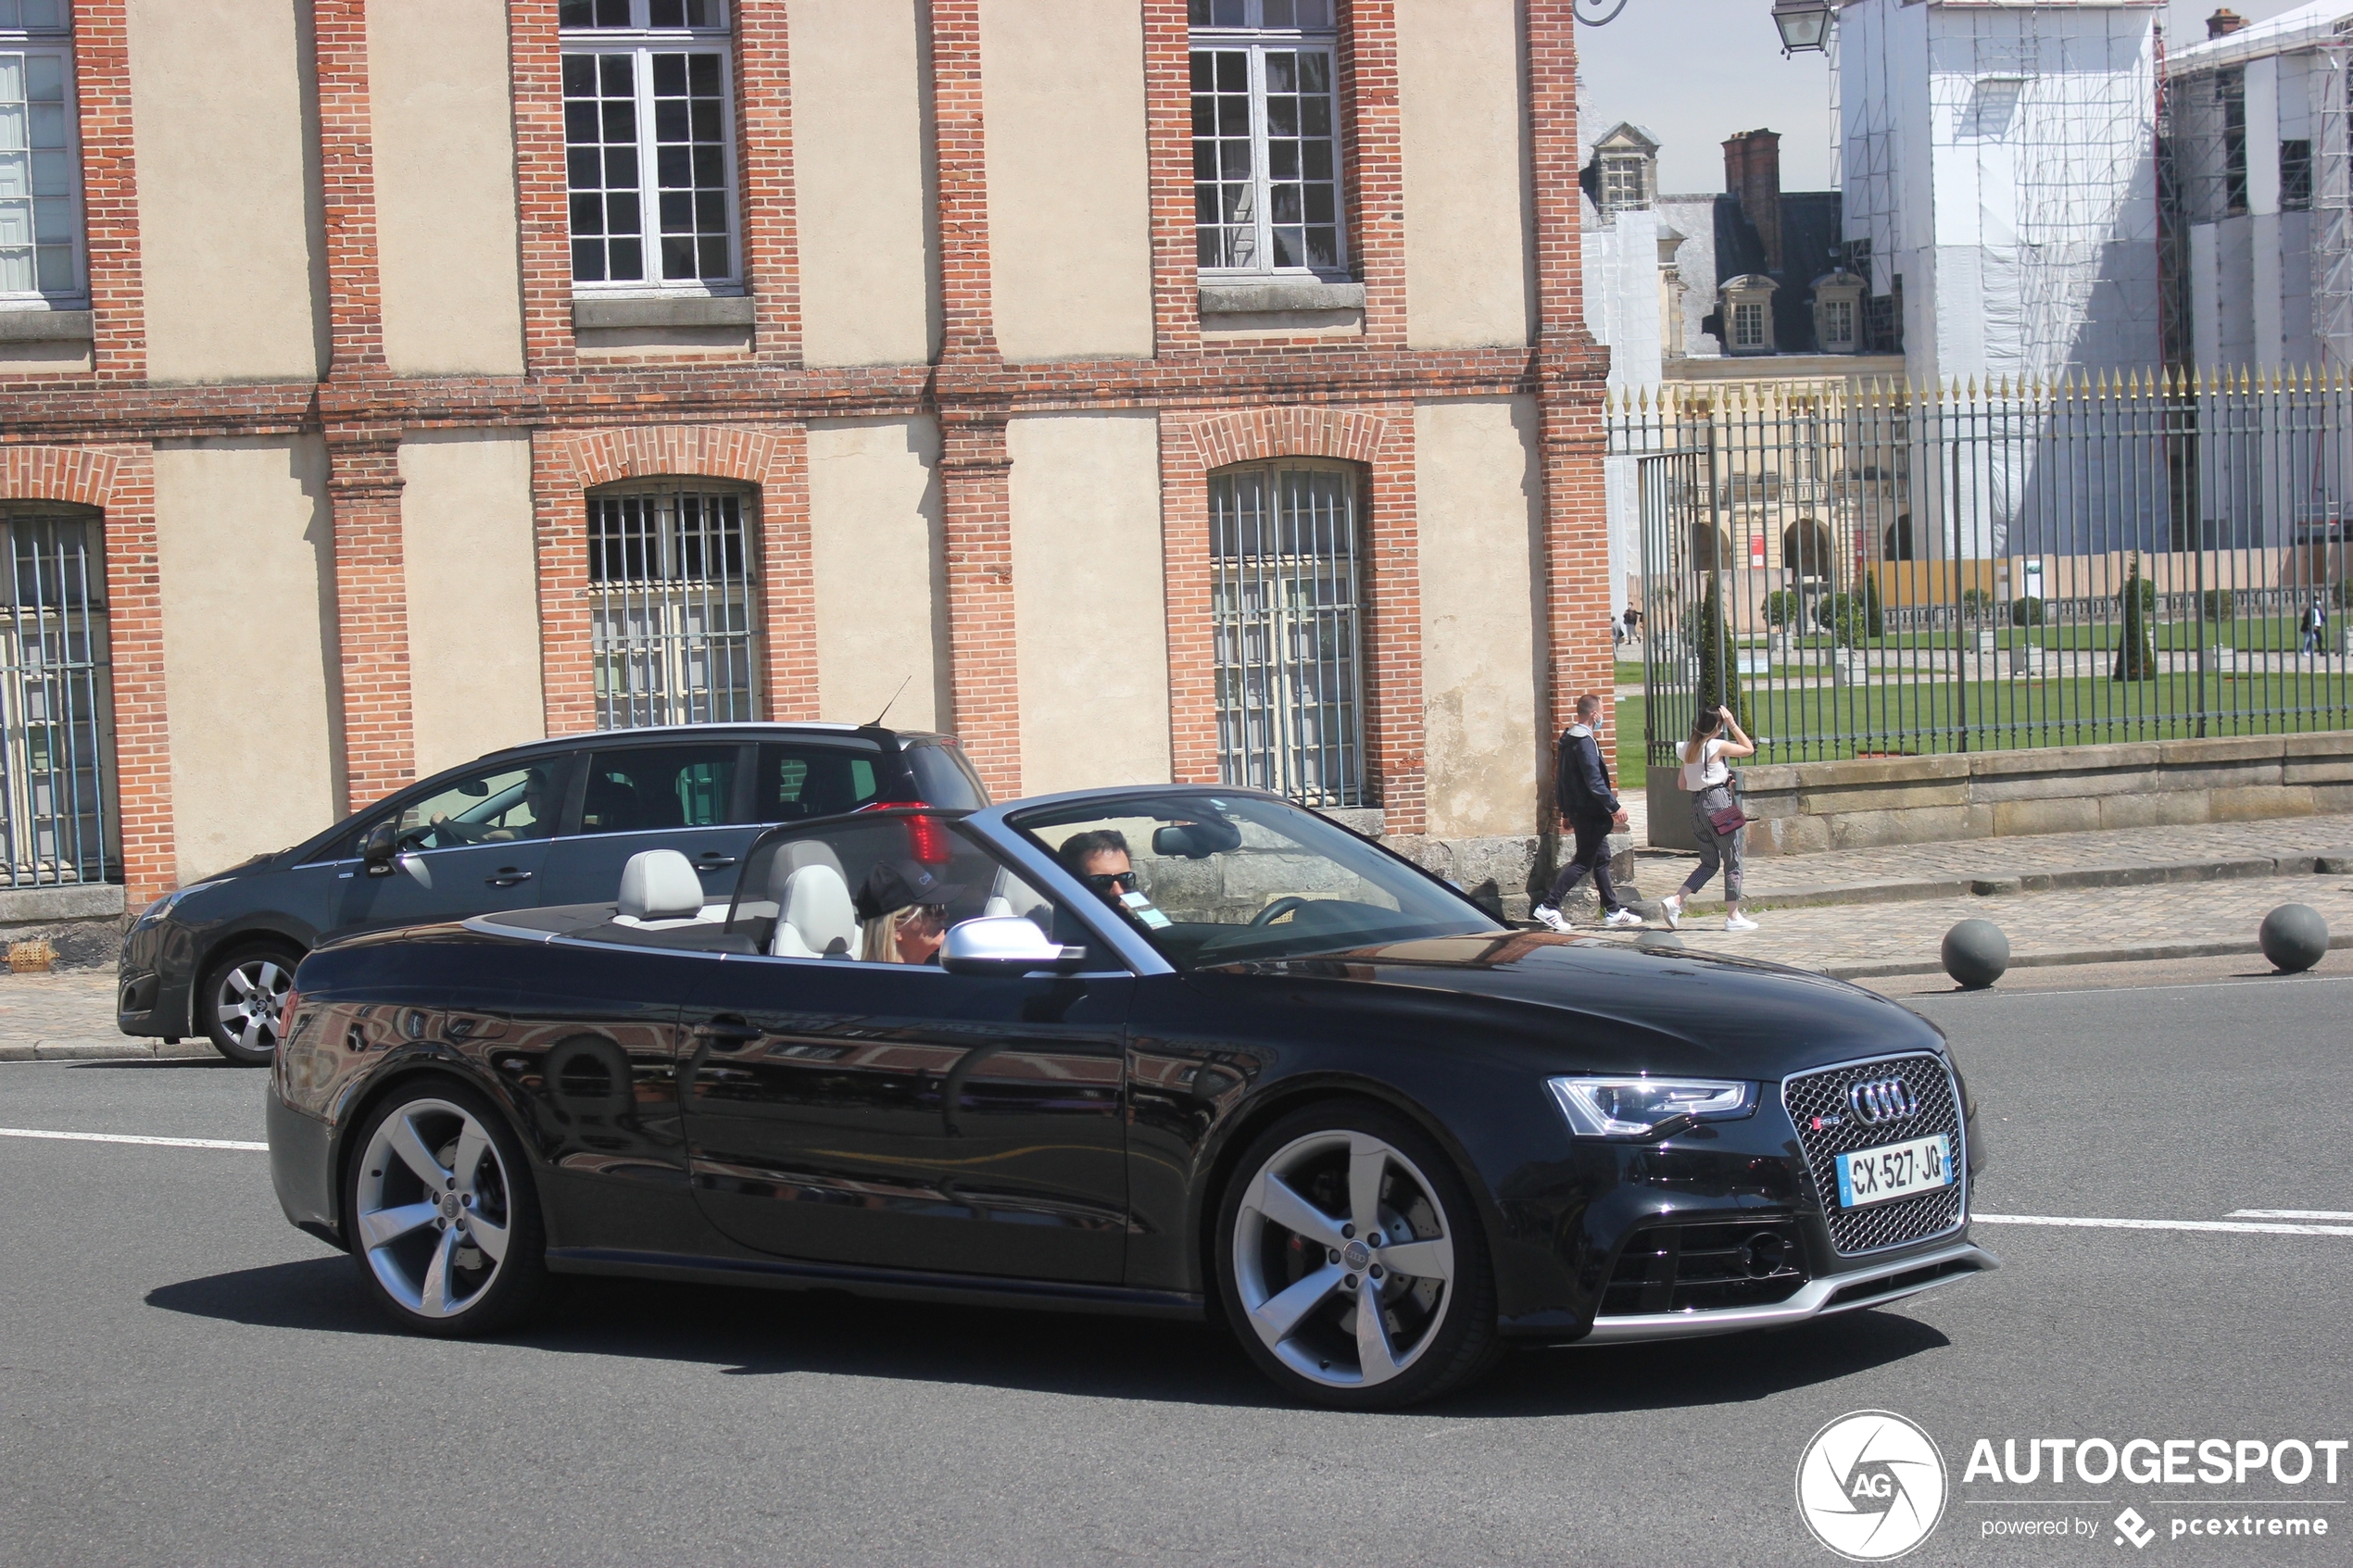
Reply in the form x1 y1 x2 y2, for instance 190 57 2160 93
1959 586 1995 621
1816 592 1869 649
2333 578 2352 611
2199 588 2235 622
1863 571 1886 637
1692 573 1749 728
1763 588 1802 629
2114 564 2157 682
2120 575 2158 613
2009 595 2045 628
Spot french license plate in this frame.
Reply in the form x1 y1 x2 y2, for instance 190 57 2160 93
1834 1133 1954 1209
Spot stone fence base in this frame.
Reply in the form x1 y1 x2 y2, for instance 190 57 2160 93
1646 733 2353 856
0 884 128 971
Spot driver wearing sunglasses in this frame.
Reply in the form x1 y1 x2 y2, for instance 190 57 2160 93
1058 828 1140 907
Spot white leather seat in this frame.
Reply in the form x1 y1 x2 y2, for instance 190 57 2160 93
615 849 708 929
774 862 858 958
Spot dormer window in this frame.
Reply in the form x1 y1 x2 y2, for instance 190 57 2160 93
1811 270 1868 355
1720 274 1779 356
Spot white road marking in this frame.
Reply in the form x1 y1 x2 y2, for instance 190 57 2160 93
0 1126 266 1152
1976 1211 2353 1237
2230 1209 2353 1221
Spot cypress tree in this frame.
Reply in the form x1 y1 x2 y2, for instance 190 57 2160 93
1692 573 1749 729
2113 559 2156 682
1863 569 1885 638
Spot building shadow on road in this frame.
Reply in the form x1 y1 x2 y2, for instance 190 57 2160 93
147 1257 1946 1414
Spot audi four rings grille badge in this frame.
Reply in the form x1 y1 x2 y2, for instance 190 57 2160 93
1847 1077 1919 1125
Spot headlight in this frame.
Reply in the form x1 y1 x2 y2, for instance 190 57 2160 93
131 881 218 929
1547 1075 1758 1139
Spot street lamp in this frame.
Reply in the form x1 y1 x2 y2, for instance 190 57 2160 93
1770 0 1834 55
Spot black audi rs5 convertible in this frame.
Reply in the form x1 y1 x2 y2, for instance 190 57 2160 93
267 784 1997 1408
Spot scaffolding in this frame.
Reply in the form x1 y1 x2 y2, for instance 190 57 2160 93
2312 44 2353 369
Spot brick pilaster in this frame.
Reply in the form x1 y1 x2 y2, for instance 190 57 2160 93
1361 404 1421 832
1526 1 1615 778
759 421 818 719
71 0 144 383
313 0 387 374
325 433 415 813
937 412 1020 797
1338 0 1408 346
927 0 1019 792
1143 3 1202 356
736 0 800 363
510 1 578 373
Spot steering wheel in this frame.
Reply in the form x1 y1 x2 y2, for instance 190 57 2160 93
1250 896 1311 928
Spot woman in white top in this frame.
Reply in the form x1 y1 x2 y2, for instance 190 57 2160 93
1662 705 1758 933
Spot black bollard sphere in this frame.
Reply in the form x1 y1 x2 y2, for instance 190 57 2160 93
1941 919 2009 989
2259 904 2330 973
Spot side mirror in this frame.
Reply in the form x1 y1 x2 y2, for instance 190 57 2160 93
360 822 398 876
938 915 1088 976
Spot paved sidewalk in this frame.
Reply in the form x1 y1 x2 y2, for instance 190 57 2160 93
0 971 204 1061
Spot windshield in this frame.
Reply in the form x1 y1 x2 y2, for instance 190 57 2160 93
1008 792 1500 969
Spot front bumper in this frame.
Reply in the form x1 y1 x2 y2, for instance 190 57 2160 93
1577 1237 1999 1344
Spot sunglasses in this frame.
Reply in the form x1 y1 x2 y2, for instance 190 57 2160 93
1083 871 1139 894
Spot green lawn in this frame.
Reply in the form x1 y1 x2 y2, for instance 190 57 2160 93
1616 671 2353 791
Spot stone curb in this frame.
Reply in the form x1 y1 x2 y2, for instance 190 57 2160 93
1643 850 2353 916
0 1038 217 1063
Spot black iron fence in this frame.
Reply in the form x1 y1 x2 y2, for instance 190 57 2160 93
1611 372 2353 771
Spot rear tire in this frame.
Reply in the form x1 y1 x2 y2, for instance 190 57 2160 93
197 941 302 1066
345 1079 549 1337
1214 1099 1500 1410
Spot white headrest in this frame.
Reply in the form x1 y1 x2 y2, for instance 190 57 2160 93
777 862 858 958
618 849 705 922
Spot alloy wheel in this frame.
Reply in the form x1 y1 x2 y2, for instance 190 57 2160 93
214 957 293 1060
1230 1130 1458 1389
354 1098 515 1321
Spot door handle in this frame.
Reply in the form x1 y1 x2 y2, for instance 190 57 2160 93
694 854 738 870
485 869 535 888
690 1016 763 1051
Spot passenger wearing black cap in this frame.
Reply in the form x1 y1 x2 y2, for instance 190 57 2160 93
853 858 966 964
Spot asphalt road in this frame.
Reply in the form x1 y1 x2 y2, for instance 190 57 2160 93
2 969 2349 1567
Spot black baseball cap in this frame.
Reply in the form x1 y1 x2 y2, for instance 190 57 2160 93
853 859 967 923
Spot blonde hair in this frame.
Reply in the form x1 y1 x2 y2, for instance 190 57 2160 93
859 904 946 962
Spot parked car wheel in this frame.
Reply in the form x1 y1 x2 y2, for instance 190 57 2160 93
1215 1102 1499 1410
198 942 302 1066
346 1081 548 1337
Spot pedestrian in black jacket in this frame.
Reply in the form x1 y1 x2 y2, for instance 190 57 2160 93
1533 694 1641 932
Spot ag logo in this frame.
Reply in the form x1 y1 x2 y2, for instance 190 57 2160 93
1795 1410 1948 1561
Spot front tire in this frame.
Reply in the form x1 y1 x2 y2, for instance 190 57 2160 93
346 1081 548 1337
1214 1101 1500 1409
198 942 302 1066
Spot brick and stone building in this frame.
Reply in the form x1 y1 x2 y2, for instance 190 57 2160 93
0 0 1609 929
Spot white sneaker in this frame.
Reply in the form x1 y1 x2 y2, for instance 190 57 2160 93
1724 912 1759 933
1604 908 1644 929
1532 904 1573 934
1660 896 1682 930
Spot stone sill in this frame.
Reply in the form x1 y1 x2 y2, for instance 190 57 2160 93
572 294 755 332
0 882 124 924
1199 280 1365 315
0 308 94 344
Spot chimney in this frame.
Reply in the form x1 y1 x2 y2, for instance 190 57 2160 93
1723 128 1784 273
2207 8 2247 39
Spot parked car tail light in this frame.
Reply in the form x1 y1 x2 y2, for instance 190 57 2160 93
904 811 951 864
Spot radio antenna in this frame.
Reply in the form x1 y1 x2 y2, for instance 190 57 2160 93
864 674 913 730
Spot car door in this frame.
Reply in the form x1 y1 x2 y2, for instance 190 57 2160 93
334 758 568 932
675 814 1132 1285
535 741 758 908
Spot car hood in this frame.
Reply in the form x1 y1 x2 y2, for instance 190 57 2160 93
1205 931 1944 1080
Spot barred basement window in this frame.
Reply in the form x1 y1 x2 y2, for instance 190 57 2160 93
1190 0 1348 279
0 507 113 887
1211 463 1365 808
560 0 740 291
0 1 84 306
586 484 761 729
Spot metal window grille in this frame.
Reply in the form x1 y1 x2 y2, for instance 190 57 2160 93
0 508 113 886
587 484 761 729
1211 465 1365 806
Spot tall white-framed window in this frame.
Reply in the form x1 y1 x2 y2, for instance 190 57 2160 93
0 1 83 308
560 0 740 294
1189 0 1347 279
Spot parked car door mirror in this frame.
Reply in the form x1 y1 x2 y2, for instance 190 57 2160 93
361 822 398 876
938 916 1088 976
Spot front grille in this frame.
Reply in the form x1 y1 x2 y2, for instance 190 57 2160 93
1598 1219 1807 1316
1784 1052 1966 1256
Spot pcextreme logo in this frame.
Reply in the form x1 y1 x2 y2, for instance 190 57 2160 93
1796 1411 1950 1562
